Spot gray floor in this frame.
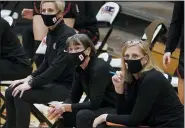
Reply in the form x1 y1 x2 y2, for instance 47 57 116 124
99 27 140 57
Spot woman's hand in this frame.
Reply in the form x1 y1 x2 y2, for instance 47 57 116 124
21 8 33 20
47 103 71 120
112 71 125 94
93 114 108 128
9 75 33 88
12 82 32 98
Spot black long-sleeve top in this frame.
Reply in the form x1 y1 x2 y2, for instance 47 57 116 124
106 69 184 127
0 17 30 66
30 21 76 88
64 57 116 111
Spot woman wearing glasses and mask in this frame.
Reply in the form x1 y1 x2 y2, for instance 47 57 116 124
93 40 184 128
5 1 76 128
47 34 116 128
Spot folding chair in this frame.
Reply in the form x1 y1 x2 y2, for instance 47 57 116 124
95 2 121 56
1 8 19 27
0 80 54 128
0 81 13 128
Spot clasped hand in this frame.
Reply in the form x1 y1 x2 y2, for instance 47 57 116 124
47 103 68 120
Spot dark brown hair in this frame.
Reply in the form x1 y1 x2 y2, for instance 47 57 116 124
66 34 96 57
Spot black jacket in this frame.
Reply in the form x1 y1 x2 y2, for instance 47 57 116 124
0 17 30 66
107 69 184 127
165 2 184 78
31 21 76 88
64 57 116 111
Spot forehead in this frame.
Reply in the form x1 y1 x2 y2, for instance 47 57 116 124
41 2 56 10
68 42 83 47
124 44 143 55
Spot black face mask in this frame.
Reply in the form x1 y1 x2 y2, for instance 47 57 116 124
68 50 87 65
41 11 60 26
124 57 144 74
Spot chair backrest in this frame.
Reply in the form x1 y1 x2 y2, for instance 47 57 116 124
141 20 167 49
2 16 14 26
1 9 19 27
96 2 120 24
1 9 19 19
98 52 112 63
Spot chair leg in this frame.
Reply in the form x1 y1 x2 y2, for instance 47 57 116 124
50 119 65 128
31 105 53 127
1 122 6 128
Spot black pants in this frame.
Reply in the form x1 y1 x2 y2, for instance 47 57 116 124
58 108 116 128
5 83 71 128
22 25 44 68
0 59 32 81
22 25 35 59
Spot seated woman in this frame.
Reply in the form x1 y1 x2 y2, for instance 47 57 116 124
47 34 116 128
93 40 184 128
5 1 76 128
0 17 32 81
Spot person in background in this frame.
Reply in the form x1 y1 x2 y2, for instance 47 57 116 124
61 1 103 45
47 34 116 128
93 40 184 128
0 17 32 81
163 1 184 104
5 1 76 128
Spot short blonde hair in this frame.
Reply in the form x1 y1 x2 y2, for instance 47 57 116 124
121 40 163 83
40 0 65 12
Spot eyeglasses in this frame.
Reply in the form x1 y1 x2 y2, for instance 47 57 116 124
67 46 84 53
124 40 144 45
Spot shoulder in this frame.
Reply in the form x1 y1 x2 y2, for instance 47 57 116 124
142 69 165 80
63 24 76 37
139 69 167 89
91 58 114 74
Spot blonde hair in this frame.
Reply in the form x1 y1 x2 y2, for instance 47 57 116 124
121 40 163 83
40 0 65 12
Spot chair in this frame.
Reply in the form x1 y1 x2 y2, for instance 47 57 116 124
0 81 54 127
0 81 12 128
1 9 19 27
95 2 121 56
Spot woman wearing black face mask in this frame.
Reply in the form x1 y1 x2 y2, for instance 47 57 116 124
93 40 184 128
47 34 117 128
5 1 76 128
